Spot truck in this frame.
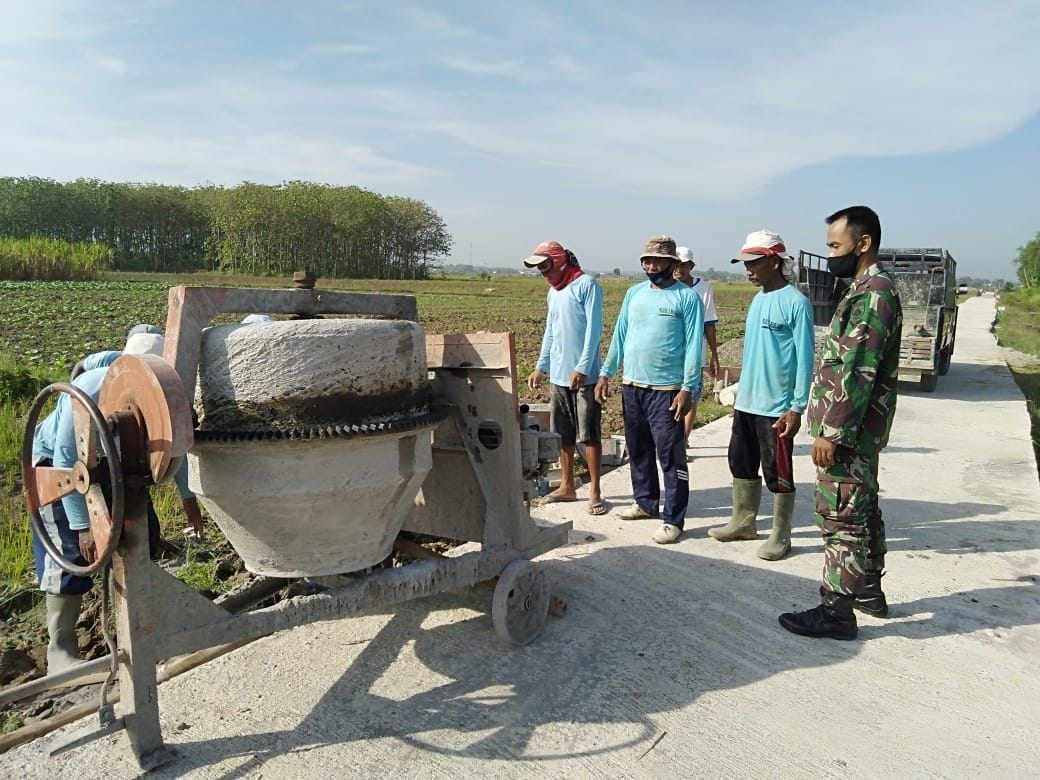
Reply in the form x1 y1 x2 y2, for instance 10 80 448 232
796 247 958 393
878 247 957 392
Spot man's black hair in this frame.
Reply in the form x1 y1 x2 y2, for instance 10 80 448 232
826 205 881 253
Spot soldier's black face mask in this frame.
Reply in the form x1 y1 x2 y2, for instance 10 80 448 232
827 250 859 278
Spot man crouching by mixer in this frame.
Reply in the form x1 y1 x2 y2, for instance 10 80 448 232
30 331 170 673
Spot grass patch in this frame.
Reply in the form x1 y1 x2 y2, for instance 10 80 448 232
0 706 25 735
995 288 1040 478
0 236 112 281
175 554 220 594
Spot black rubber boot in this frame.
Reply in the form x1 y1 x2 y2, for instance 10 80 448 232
778 589 858 640
855 570 889 618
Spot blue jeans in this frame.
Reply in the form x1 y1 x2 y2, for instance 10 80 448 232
622 385 689 529
33 501 92 596
33 494 162 595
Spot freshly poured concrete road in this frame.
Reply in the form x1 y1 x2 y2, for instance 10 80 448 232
4 296 1038 778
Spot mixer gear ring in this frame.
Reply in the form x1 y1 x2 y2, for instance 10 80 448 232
192 407 447 443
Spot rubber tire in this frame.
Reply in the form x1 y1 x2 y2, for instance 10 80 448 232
920 372 938 393
938 346 952 376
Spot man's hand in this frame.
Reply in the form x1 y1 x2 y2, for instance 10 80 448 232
78 529 97 564
182 497 205 538
594 376 610 405
669 390 692 421
708 353 720 380
811 436 837 468
772 410 801 439
527 369 545 393
569 370 586 391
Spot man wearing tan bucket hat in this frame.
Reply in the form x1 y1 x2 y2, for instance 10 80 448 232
595 236 704 544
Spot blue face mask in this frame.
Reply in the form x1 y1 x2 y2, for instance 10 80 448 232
645 263 675 286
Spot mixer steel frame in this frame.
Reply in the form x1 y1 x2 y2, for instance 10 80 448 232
22 284 572 769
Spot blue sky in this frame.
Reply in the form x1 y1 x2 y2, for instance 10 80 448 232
2 1 1038 280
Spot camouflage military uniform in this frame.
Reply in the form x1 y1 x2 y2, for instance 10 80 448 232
806 264 902 598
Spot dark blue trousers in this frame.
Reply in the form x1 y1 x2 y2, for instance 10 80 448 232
622 385 689 529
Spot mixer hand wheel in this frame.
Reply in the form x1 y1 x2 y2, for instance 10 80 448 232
21 383 124 577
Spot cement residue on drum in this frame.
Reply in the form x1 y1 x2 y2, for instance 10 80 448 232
194 317 432 431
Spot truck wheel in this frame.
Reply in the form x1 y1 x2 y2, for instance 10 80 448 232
938 347 952 376
920 373 938 393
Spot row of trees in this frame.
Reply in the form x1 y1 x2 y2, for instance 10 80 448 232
1015 232 1040 288
0 178 453 279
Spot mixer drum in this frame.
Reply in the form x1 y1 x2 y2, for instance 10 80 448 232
187 318 440 577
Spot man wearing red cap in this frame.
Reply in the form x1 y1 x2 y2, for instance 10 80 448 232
524 241 606 515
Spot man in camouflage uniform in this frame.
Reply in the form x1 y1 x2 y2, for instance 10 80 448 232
779 205 902 640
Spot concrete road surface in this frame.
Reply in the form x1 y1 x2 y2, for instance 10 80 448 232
4 295 1038 778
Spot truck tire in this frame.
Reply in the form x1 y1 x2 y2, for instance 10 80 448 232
938 346 952 376
920 372 938 393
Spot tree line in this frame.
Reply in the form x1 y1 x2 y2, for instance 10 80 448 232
1015 232 1039 288
0 177 453 279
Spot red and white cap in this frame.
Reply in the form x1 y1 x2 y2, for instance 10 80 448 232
731 229 788 263
523 240 567 267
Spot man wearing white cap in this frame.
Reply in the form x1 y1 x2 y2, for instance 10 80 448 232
673 246 720 444
31 332 173 672
707 230 814 562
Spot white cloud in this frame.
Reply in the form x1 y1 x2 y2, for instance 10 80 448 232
440 56 528 79
94 55 128 75
402 8 477 38
417 1 1040 198
4 130 438 188
311 43 372 55
0 0 1037 205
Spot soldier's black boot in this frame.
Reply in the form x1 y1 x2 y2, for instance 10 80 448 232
855 570 889 618
778 589 858 640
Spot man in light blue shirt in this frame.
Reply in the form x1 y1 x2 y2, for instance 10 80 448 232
525 241 606 515
708 230 815 561
595 236 704 544
31 331 201 672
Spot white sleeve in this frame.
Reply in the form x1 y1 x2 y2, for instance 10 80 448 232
700 281 718 323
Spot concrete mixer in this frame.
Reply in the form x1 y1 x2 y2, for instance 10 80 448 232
11 279 571 769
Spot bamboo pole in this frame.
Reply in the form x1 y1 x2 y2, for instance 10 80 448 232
0 637 258 755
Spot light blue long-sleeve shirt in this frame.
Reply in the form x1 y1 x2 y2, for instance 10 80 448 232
734 283 815 417
535 274 603 386
81 351 122 372
600 280 704 395
32 368 108 531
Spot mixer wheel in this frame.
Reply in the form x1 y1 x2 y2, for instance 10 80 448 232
22 383 124 577
492 559 550 646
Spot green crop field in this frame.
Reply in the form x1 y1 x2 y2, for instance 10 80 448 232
0 271 757 615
